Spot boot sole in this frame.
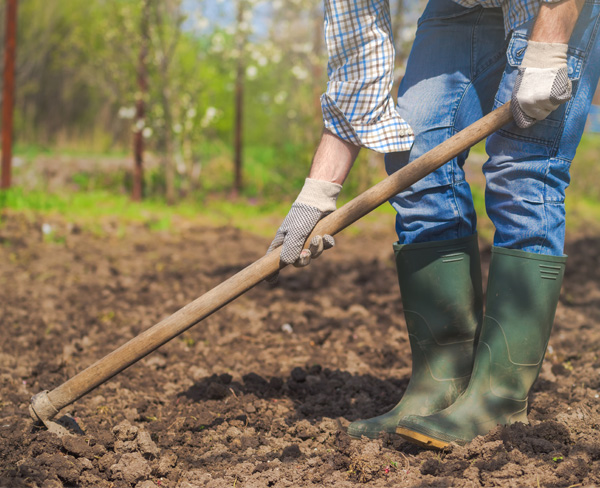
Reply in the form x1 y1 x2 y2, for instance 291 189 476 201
395 426 449 450
346 431 380 440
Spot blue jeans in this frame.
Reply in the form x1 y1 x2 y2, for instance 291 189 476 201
386 0 600 255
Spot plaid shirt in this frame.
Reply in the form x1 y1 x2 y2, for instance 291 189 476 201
321 0 415 153
321 0 559 153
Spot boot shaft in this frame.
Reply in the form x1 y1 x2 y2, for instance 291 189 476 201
394 234 483 345
393 234 483 381
473 247 567 401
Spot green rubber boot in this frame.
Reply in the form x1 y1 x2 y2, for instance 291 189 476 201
347 234 483 439
396 247 567 449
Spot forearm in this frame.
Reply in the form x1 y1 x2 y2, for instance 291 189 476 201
308 128 361 184
530 0 585 43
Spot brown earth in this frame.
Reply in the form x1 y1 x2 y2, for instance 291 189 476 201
1 210 600 488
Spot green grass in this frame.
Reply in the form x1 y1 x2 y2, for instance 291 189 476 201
0 187 293 237
14 142 129 162
0 185 401 239
6 131 600 241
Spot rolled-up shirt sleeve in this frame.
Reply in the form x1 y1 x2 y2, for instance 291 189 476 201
321 0 414 153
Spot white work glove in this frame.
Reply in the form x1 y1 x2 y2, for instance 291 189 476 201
266 178 341 282
511 41 572 129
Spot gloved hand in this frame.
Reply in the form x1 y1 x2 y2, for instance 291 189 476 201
511 40 572 129
266 178 341 282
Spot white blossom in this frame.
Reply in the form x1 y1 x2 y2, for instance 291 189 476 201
196 15 209 30
118 107 136 119
274 91 287 104
201 107 220 128
291 65 308 80
246 65 258 79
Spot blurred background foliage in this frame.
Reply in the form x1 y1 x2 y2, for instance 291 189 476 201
0 0 599 236
0 0 425 202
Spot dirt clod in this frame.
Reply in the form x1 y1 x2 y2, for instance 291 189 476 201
110 452 152 484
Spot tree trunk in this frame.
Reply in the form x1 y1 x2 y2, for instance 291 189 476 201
233 58 244 195
312 10 323 125
161 82 176 204
233 0 246 196
132 0 150 202
392 0 405 54
1 0 18 190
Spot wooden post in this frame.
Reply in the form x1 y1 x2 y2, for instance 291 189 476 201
1 0 17 190
133 0 150 202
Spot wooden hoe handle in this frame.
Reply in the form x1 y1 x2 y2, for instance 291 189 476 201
29 102 513 424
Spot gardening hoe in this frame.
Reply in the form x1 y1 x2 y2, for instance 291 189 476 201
29 102 513 436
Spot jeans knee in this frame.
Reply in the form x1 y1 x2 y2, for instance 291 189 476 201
484 156 570 255
484 157 571 207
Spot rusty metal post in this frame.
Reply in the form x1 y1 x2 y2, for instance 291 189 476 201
1 0 17 190
133 0 150 202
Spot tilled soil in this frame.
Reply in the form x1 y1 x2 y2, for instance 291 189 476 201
1 211 600 487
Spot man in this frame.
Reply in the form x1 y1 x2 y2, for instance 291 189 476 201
268 0 600 449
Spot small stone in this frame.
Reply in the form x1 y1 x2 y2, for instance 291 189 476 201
281 323 293 334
